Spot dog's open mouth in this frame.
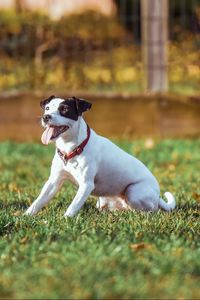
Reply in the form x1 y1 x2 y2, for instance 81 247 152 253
41 125 69 145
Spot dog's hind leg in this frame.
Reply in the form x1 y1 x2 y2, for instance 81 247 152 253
125 182 159 211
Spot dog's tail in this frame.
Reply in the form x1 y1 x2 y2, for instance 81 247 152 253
159 192 176 211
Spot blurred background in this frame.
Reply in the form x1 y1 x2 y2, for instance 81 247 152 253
0 0 200 141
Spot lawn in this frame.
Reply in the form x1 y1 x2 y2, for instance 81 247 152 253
0 139 199 299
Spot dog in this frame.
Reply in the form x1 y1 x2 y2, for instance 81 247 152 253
25 95 175 217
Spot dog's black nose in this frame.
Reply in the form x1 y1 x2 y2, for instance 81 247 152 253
43 114 51 123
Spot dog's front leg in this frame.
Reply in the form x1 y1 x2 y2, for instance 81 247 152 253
64 181 94 217
25 152 66 216
25 176 63 216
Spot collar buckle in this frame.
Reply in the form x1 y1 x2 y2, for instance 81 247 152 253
57 149 68 165
76 146 83 155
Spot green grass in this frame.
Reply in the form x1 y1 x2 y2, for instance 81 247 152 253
0 139 200 299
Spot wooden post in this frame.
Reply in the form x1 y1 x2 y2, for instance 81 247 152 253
15 0 24 13
141 0 169 92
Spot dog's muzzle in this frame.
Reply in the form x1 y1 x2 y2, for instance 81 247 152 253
43 114 52 124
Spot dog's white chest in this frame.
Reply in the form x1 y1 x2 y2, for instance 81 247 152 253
63 159 83 185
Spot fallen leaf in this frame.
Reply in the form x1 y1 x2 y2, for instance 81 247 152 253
20 236 28 244
8 183 20 192
12 210 21 216
130 242 152 251
192 193 200 202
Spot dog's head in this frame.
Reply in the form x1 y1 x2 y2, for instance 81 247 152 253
40 95 92 145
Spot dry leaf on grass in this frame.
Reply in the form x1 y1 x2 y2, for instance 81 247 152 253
130 242 152 251
12 210 21 216
193 193 200 202
20 236 28 244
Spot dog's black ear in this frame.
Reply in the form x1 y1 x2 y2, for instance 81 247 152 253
73 97 92 116
40 95 56 109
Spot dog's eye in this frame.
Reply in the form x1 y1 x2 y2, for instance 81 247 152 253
46 106 49 111
61 105 68 113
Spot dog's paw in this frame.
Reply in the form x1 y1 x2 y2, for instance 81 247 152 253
64 208 76 218
25 205 37 216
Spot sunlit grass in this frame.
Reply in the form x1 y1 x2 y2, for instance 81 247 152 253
0 140 199 299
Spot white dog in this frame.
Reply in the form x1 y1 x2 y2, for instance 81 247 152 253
26 96 175 217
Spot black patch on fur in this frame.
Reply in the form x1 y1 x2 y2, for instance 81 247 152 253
40 95 56 109
58 97 92 121
74 97 92 116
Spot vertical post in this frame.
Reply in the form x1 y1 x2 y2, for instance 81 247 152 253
15 0 24 13
141 0 169 92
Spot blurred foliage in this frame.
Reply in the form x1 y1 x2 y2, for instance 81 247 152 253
0 9 199 94
170 0 200 36
169 35 200 94
0 10 126 57
0 10 142 92
114 0 200 40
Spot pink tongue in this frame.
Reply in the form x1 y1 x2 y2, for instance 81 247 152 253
41 127 54 145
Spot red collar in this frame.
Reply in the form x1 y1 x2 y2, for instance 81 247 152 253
57 124 90 164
